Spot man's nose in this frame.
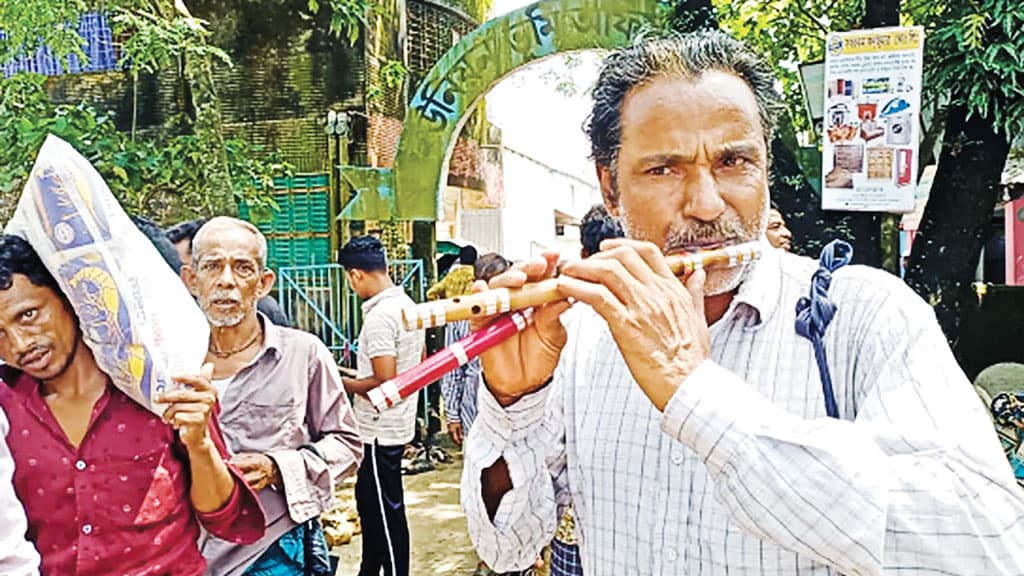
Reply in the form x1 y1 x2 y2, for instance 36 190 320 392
216 263 237 286
7 328 33 356
682 167 726 222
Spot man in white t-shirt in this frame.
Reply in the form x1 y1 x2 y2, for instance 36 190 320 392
339 236 424 576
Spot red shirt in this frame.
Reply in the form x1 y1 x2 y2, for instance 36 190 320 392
0 368 265 576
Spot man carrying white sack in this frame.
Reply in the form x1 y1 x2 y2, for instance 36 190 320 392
185 217 363 576
0 234 266 576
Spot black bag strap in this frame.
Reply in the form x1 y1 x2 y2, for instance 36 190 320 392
794 239 853 419
297 443 331 576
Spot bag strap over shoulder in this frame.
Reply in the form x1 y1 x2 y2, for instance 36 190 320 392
794 239 853 419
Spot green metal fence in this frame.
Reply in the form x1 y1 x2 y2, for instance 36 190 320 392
239 174 334 269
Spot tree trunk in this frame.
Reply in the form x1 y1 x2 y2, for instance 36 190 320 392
904 104 1011 340
171 0 235 215
862 0 900 27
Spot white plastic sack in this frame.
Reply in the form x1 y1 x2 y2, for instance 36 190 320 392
5 135 209 415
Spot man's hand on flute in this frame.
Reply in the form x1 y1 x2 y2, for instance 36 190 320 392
470 251 570 408
557 239 710 412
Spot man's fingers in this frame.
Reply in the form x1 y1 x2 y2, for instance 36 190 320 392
487 269 529 290
157 390 215 405
172 373 214 393
557 275 626 321
561 258 639 307
162 402 213 424
595 239 675 279
168 411 206 427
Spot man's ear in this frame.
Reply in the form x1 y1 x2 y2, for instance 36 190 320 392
181 265 199 297
596 163 620 218
258 268 276 299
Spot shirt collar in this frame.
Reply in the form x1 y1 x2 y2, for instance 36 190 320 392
254 312 284 361
730 240 783 327
361 286 405 315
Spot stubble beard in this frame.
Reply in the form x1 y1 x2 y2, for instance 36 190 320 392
618 204 768 296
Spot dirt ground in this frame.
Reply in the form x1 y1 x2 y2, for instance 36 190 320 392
332 448 482 575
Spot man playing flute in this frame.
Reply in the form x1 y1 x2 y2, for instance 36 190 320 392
461 31 1024 575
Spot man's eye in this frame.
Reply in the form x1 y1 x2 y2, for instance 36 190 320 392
722 155 748 168
21 309 37 321
645 166 673 176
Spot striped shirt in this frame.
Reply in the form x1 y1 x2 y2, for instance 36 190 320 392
441 320 481 430
462 245 1024 575
353 286 425 446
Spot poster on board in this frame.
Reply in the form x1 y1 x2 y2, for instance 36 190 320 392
822 26 924 212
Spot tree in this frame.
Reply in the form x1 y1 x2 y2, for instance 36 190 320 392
903 0 1024 339
0 0 279 220
0 74 285 223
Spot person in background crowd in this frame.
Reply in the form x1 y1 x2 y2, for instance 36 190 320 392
131 214 186 272
0 411 39 576
0 234 265 575
579 204 624 260
338 236 425 576
462 31 1024 575
765 203 792 251
166 218 291 327
181 217 363 576
427 245 478 301
974 362 1024 488
442 252 513 449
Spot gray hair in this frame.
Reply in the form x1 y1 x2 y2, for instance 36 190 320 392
585 30 784 170
191 216 268 269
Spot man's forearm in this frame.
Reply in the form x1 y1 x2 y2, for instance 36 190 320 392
342 375 383 395
186 439 236 513
481 457 513 521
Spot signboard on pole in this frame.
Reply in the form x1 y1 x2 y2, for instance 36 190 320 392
822 26 924 212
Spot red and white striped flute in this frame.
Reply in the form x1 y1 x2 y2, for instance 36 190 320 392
367 309 533 411
367 242 762 412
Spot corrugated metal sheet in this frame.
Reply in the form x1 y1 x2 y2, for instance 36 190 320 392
460 209 502 254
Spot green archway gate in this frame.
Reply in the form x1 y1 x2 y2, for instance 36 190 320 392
339 0 664 222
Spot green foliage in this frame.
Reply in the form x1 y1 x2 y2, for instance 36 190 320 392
713 0 866 136
366 58 409 102
0 75 287 223
112 8 231 75
0 1 90 65
308 0 375 45
914 0 1024 136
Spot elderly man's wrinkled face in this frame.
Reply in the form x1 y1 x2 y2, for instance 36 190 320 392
0 275 81 381
598 71 770 295
184 226 274 327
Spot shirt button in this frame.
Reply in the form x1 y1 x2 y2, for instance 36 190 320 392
671 451 684 465
666 547 678 561
81 524 93 535
75 460 87 471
